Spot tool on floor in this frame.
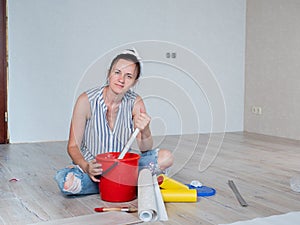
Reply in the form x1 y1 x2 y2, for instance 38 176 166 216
94 206 138 213
157 174 189 190
157 174 198 202
160 188 197 202
118 128 140 159
228 180 248 207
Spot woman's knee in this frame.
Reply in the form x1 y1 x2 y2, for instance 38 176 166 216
54 166 83 195
157 149 174 170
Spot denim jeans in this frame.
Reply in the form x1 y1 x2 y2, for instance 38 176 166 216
54 148 161 196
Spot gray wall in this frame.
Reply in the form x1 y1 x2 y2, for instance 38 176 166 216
245 0 300 140
8 0 246 143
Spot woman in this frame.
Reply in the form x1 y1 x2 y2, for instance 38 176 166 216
55 49 174 195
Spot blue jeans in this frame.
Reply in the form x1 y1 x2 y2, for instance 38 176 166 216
54 149 161 196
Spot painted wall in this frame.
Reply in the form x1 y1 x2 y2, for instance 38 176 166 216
8 0 246 143
245 0 300 140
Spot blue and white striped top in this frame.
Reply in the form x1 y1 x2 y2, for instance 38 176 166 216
80 86 137 161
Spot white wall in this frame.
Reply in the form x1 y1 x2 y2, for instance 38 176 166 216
245 0 300 140
8 0 246 143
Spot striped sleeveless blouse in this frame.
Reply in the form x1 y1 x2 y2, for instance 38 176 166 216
80 86 137 161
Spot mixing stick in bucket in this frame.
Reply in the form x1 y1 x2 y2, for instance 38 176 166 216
118 128 140 159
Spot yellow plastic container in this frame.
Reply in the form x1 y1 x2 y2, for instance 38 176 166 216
160 189 197 202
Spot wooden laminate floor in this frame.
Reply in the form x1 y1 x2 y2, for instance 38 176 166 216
0 132 300 225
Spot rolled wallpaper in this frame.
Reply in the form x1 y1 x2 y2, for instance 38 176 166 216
138 169 168 222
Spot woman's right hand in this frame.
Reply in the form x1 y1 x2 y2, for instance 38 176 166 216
87 159 103 182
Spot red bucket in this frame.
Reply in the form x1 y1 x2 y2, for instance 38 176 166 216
96 152 140 202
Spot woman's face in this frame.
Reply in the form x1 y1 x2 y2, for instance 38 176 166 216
108 59 138 95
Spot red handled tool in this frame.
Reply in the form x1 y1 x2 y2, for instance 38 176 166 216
94 206 138 213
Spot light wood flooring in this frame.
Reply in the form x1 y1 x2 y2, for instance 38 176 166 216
0 132 300 225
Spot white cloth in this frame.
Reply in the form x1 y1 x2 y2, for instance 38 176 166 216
219 212 300 225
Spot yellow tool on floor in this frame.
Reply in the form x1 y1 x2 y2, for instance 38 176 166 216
157 174 189 190
160 189 197 202
157 174 197 202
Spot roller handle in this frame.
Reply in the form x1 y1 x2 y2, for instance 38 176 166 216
118 128 140 159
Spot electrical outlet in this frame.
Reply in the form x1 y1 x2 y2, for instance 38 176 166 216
166 52 177 59
251 106 262 115
257 107 262 115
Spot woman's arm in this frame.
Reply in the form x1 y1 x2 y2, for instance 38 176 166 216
133 96 153 152
67 93 102 182
67 93 90 172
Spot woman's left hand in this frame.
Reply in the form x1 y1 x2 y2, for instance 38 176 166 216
134 108 151 131
133 99 153 151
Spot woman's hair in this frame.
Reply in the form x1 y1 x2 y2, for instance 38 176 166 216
108 49 142 80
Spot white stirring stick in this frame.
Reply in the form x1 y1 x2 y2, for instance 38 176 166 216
118 128 140 159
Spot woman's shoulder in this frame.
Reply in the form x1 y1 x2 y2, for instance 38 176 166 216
85 86 105 102
73 93 91 117
124 89 138 100
86 86 103 96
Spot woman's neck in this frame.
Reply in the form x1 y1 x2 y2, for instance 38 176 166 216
103 86 123 107
103 86 122 131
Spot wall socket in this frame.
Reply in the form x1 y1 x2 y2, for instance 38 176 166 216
251 106 262 115
166 52 176 58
